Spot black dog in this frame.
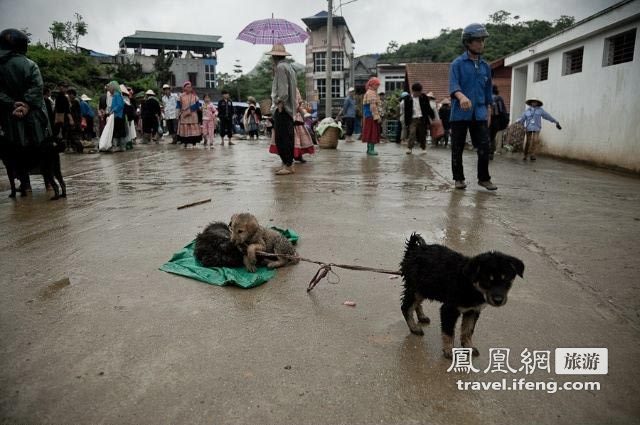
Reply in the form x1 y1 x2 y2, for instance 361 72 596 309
400 233 524 358
194 221 244 268
1 137 66 200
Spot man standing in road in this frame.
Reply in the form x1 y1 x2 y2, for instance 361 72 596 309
268 44 297 176
217 90 235 146
448 23 497 191
161 84 179 143
339 87 356 142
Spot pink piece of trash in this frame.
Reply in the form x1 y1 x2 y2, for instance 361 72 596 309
343 301 357 307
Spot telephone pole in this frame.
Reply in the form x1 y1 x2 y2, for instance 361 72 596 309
325 0 333 118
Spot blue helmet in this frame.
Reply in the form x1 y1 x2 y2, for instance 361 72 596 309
462 23 489 45
401 91 409 98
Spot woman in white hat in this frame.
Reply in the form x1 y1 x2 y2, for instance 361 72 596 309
515 97 562 161
79 94 96 141
267 44 297 174
121 85 137 149
141 89 162 143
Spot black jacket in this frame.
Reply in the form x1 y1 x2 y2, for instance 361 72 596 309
404 94 434 127
217 98 233 120
99 94 107 111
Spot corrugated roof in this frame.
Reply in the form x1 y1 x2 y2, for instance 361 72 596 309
405 63 451 102
120 30 224 50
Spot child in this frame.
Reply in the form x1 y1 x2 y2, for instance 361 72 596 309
201 94 217 149
516 98 562 161
243 104 260 140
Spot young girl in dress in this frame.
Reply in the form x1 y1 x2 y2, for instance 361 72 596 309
201 94 217 149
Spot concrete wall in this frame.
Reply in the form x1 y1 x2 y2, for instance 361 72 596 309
128 55 210 88
506 10 640 172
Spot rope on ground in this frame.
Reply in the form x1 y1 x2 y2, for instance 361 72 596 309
255 251 402 292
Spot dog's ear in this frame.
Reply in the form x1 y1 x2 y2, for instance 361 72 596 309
229 214 237 227
508 256 525 278
463 257 481 282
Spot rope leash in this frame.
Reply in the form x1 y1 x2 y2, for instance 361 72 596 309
255 251 402 292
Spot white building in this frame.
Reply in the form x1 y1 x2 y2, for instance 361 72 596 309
302 11 355 115
504 0 640 172
119 31 223 92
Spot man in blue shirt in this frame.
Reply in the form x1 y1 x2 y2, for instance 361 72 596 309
448 23 497 190
339 87 356 142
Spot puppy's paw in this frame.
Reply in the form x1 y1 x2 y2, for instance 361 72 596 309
410 328 425 336
418 316 431 324
443 349 453 359
246 264 257 273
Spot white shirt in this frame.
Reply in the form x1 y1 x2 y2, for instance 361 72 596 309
412 96 422 119
162 93 179 120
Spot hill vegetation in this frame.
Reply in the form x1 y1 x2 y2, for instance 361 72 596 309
380 11 575 63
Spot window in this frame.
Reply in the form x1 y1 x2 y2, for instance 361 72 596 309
331 79 342 98
314 52 326 72
170 73 176 87
604 28 636 66
562 47 584 75
331 52 343 71
316 79 341 98
205 64 216 88
315 79 326 99
534 58 549 82
188 72 198 87
385 76 405 93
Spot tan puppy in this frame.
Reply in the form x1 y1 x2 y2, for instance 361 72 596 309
229 213 299 272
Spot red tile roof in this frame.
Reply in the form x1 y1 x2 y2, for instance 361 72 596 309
405 63 451 103
406 61 512 109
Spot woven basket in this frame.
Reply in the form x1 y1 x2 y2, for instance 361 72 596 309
318 127 340 149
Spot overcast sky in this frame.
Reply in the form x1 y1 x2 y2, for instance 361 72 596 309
1 0 619 74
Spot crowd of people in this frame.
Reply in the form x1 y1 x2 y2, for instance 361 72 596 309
1 22 565 198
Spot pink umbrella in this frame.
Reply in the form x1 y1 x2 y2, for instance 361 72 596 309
237 18 309 45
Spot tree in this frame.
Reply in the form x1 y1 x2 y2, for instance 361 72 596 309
554 15 576 30
489 10 511 25
48 13 88 52
380 11 576 63
154 50 174 86
49 21 67 49
386 40 399 54
71 13 88 53
115 63 143 82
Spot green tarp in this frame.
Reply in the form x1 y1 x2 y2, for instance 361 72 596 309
160 227 299 289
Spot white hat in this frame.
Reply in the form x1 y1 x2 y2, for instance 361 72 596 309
80 94 92 101
265 44 291 57
119 84 129 95
348 87 355 92
526 97 543 106
162 84 170 89
145 89 156 96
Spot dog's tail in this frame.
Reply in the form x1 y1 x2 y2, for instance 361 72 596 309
406 232 427 251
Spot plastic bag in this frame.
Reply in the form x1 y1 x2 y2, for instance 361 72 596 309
99 114 114 151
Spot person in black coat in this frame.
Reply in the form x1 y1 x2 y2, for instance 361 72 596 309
217 90 234 145
141 90 161 143
438 100 451 147
404 82 435 154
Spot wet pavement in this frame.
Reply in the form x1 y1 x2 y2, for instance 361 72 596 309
1 138 639 424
